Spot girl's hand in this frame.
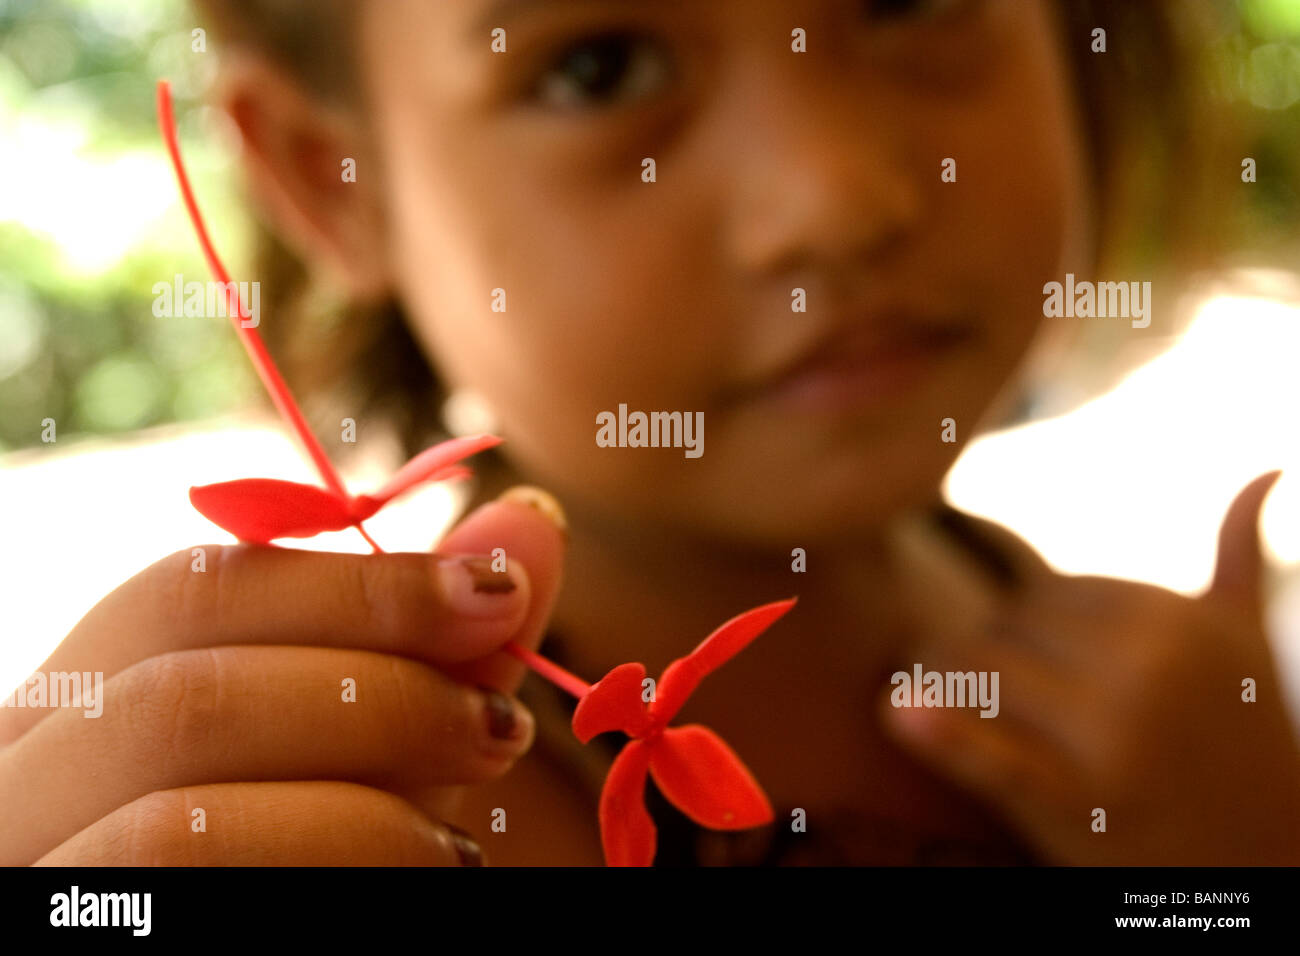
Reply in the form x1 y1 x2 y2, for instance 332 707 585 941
885 472 1300 864
0 488 566 866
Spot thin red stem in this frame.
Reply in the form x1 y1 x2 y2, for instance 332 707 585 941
503 644 592 699
157 81 346 500
354 523 385 553
159 79 590 702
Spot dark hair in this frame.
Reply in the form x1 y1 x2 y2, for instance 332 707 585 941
192 0 1244 454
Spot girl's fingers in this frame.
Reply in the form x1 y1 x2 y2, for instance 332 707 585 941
2 492 567 746
889 505 1089 667
903 640 1091 761
925 505 1055 590
35 781 483 866
889 507 1002 646
1209 470 1281 618
0 646 533 865
878 689 1081 832
3 545 527 743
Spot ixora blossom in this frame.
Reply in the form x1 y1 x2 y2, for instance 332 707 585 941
574 598 797 866
156 79 796 866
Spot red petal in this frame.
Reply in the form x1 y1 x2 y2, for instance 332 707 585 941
363 434 501 509
189 479 353 544
652 598 797 722
428 464 473 483
351 465 476 522
571 662 653 743
599 740 657 866
648 725 774 830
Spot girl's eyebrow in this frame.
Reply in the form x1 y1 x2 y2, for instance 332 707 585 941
468 0 627 37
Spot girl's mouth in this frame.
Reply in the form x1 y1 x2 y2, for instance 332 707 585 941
728 317 979 415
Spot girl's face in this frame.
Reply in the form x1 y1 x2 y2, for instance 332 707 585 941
356 0 1090 545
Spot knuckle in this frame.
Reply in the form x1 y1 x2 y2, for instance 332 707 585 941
142 544 237 633
117 650 223 767
380 660 487 772
341 556 395 642
112 789 196 865
374 660 512 784
349 786 453 864
375 655 431 758
344 555 436 656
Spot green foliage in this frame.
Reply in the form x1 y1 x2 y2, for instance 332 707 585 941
0 0 254 452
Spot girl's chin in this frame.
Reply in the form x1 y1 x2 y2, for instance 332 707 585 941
696 508 908 553
720 427 957 502
690 465 950 547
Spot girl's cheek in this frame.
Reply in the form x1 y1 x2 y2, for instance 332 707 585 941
949 43 1090 353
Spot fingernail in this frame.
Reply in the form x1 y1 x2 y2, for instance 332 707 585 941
497 485 568 536
885 701 948 745
437 556 521 618
479 687 532 743
445 824 484 867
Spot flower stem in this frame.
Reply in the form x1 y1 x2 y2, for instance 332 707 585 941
502 643 592 699
354 523 385 553
157 81 345 500
158 78 592 704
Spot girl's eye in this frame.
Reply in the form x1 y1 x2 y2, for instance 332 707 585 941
533 32 673 110
866 0 976 22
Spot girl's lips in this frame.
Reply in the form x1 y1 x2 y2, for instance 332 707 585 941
733 322 976 415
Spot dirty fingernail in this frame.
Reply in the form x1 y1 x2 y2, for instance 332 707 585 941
437 555 521 618
445 824 484 867
480 687 533 744
497 485 568 536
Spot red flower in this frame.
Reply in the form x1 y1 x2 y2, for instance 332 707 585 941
571 598 797 866
188 434 500 545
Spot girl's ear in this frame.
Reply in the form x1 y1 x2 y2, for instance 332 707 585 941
211 53 390 300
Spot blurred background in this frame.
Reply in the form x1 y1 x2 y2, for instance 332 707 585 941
1 0 1299 706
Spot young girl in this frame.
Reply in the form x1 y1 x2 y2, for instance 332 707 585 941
3 0 1297 866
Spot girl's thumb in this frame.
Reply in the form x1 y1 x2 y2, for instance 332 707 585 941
434 485 568 693
1209 470 1282 613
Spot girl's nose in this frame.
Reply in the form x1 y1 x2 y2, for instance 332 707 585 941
717 62 926 283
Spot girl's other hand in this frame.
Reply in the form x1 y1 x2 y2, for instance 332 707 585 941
884 473 1300 864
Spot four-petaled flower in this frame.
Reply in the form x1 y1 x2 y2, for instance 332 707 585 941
571 598 797 866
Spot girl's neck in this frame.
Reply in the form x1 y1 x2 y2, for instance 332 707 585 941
472 477 918 689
